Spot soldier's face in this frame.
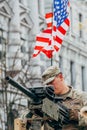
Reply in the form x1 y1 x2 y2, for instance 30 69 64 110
48 73 64 95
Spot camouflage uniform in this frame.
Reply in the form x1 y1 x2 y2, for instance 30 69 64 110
56 86 87 130
42 66 87 130
44 86 87 130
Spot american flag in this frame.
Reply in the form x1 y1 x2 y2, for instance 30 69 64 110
32 13 53 58
52 0 70 51
32 0 70 58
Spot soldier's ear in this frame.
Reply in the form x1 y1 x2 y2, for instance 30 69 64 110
58 73 63 79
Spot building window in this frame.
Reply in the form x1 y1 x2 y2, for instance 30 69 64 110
37 0 40 14
81 66 85 91
0 37 6 60
19 0 22 3
79 13 83 38
0 51 2 59
21 38 26 53
0 51 6 60
21 46 26 53
59 56 63 72
70 61 75 87
21 38 27 67
0 29 6 60
21 59 27 67
70 7 73 33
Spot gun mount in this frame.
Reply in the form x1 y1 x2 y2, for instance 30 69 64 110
5 76 44 104
5 76 70 130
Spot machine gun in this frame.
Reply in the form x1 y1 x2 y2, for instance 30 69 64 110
5 76 70 130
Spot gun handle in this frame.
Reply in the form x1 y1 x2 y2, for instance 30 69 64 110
14 118 26 130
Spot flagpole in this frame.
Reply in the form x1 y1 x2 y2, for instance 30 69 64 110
50 1 55 66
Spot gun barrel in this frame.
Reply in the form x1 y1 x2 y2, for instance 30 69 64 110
5 76 40 103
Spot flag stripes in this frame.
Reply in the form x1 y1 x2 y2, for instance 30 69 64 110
32 0 70 58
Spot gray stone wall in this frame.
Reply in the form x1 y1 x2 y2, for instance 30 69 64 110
0 0 87 130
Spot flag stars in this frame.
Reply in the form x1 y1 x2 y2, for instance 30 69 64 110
32 0 70 58
54 0 68 27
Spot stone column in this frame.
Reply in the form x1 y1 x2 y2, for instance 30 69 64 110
28 0 42 86
8 0 21 71
39 0 45 16
29 0 39 35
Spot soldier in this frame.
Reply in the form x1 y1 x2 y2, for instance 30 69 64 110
42 65 87 130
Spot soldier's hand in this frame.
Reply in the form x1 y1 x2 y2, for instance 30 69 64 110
69 109 79 121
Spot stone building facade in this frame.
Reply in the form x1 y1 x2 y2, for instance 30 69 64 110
0 0 87 130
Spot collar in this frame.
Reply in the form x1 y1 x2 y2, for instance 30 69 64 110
55 86 73 100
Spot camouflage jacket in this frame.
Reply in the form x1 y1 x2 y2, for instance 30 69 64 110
58 86 87 130
45 86 87 130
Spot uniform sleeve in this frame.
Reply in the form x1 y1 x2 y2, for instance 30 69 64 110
78 92 87 126
78 113 87 126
